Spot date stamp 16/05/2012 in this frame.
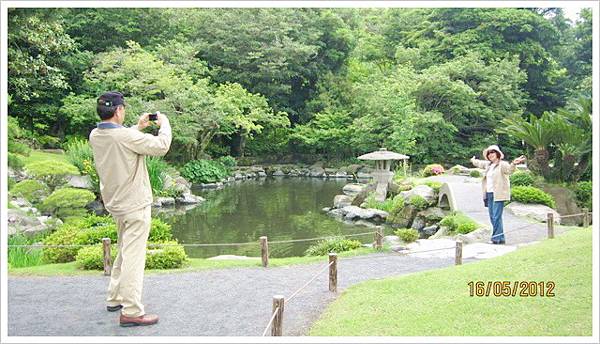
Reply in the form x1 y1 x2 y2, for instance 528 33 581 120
467 281 555 297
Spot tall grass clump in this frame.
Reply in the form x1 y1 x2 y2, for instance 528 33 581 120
146 156 169 194
8 234 44 268
65 138 94 173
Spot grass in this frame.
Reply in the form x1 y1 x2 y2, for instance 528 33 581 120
21 150 69 165
8 247 383 277
8 234 44 268
310 227 592 336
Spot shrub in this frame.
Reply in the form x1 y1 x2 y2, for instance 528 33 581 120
510 171 535 187
10 180 50 204
40 188 95 220
75 241 188 270
422 164 445 177
8 153 25 170
82 159 100 194
395 228 419 243
181 159 231 184
421 181 442 193
574 181 592 210
25 160 79 190
42 215 175 264
65 138 94 173
469 170 482 178
146 156 169 194
42 224 82 263
305 236 362 256
217 156 237 170
440 212 478 234
8 177 16 191
75 244 118 270
146 242 189 269
408 195 428 211
511 186 556 208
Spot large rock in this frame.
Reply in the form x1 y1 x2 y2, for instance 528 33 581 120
67 175 93 189
416 207 447 222
449 164 470 176
333 171 348 178
8 167 29 182
10 197 32 209
176 192 205 205
152 197 176 207
309 167 326 177
356 172 372 179
8 209 42 228
428 225 449 240
351 183 376 206
455 227 491 244
345 164 363 175
327 208 345 220
7 209 60 236
384 235 401 245
419 225 439 239
400 185 436 204
389 204 418 228
86 200 107 216
272 170 286 177
341 205 388 222
505 202 561 224
342 183 366 197
333 195 353 209
411 216 426 231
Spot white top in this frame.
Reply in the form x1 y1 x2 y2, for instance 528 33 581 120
485 163 498 193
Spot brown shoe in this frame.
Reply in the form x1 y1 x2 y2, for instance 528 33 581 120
119 313 159 327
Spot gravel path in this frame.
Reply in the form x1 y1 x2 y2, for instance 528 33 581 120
8 254 469 336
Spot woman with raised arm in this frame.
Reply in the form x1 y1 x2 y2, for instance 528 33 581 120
470 145 526 245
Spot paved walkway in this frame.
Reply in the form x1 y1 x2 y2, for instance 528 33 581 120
7 174 577 336
9 254 466 336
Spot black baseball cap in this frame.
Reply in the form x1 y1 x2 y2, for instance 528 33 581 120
97 91 126 107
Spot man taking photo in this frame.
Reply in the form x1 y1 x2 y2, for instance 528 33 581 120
89 91 172 327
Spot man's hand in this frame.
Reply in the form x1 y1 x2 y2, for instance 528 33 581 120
137 113 152 130
156 112 168 127
512 155 526 165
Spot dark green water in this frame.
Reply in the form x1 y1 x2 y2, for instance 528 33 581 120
155 178 374 258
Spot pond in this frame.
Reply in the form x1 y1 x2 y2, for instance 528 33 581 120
153 178 376 258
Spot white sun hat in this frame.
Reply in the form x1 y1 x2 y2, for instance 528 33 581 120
483 145 504 160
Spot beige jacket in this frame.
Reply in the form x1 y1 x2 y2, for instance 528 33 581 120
89 120 172 216
471 158 517 202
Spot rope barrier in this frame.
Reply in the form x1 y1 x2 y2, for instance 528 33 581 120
8 231 377 249
261 306 280 337
286 260 335 304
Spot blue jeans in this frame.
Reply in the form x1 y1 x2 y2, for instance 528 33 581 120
486 192 505 243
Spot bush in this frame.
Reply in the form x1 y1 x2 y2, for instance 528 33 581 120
421 181 442 193
40 188 95 220
25 160 79 190
65 138 94 173
42 224 82 263
42 215 175 263
510 171 535 187
146 156 169 194
408 195 428 211
10 180 50 204
305 236 362 256
511 186 556 208
469 170 482 178
75 241 188 270
574 181 592 210
82 159 100 194
181 159 231 184
395 228 419 243
8 152 25 170
422 164 445 177
146 242 189 269
440 212 478 234
217 156 237 170
75 244 118 270
8 177 16 191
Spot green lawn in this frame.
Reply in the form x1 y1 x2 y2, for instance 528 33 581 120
310 227 592 336
8 247 383 277
21 150 69 165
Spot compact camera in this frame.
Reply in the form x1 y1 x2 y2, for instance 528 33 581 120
149 113 158 121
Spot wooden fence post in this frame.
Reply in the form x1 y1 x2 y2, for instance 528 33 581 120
329 253 337 292
374 228 383 250
102 238 112 276
260 236 269 267
583 208 589 227
547 213 555 239
455 240 463 266
272 295 285 336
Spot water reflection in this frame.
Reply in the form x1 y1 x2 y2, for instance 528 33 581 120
154 178 373 258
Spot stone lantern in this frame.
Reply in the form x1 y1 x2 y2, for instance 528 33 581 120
357 148 409 201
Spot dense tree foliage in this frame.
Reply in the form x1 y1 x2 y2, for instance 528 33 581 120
7 7 593 179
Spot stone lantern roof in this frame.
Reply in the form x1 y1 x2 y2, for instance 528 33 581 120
357 148 409 161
